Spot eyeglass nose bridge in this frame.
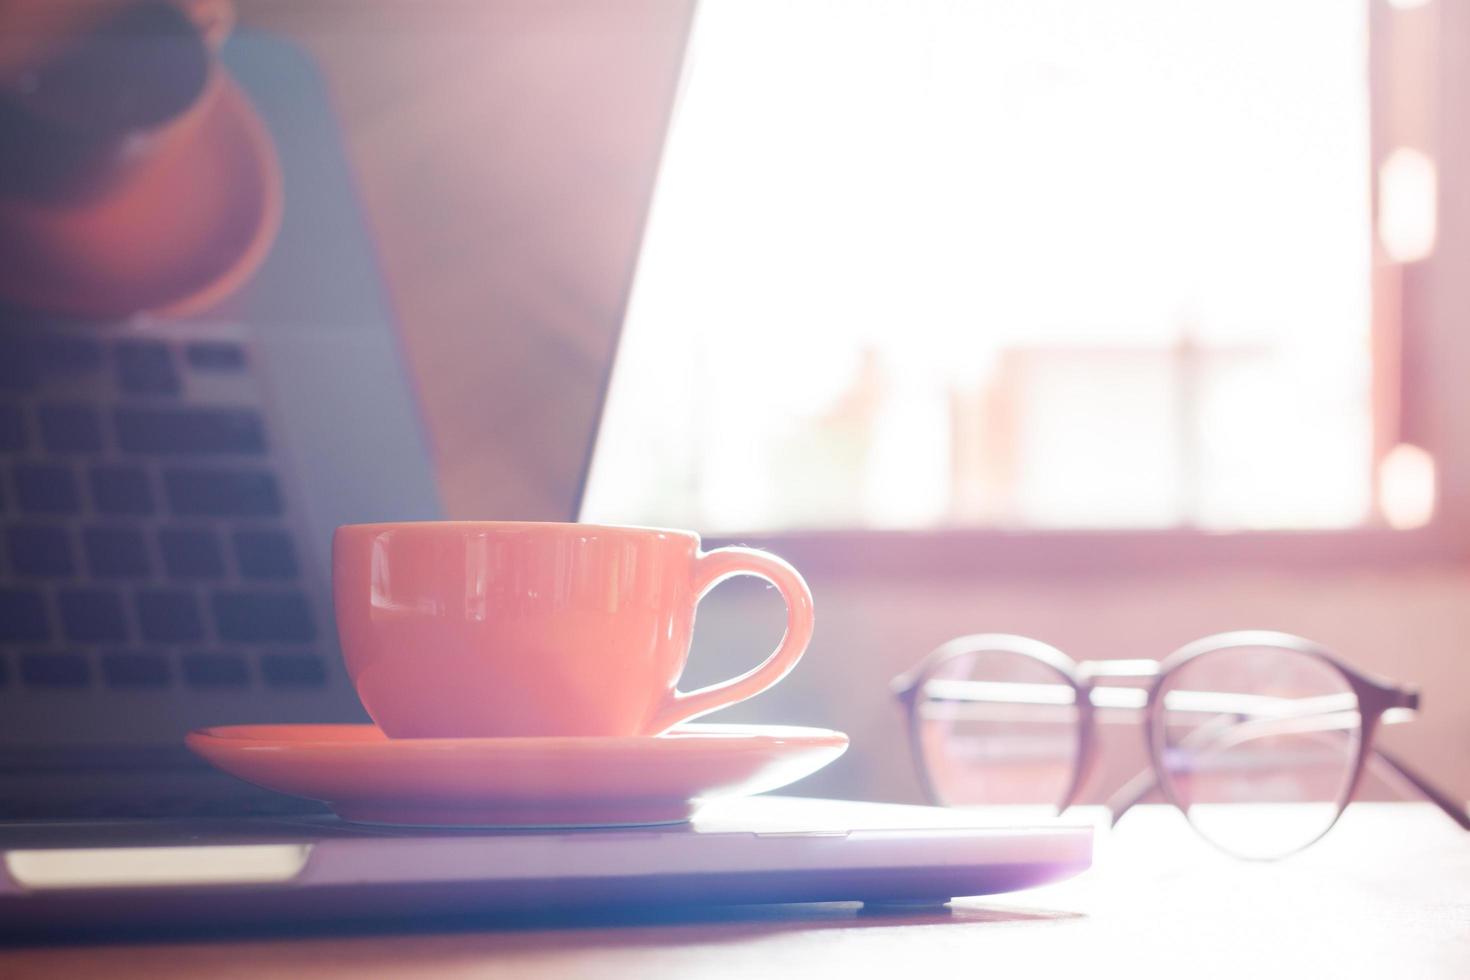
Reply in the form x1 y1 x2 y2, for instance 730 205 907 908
1075 659 1162 683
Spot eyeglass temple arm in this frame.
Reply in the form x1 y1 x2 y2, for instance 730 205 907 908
1103 748 1470 831
1371 748 1470 831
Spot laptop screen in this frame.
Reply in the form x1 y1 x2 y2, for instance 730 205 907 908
0 3 695 813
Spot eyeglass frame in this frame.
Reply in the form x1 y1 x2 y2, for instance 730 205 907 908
891 630 1470 857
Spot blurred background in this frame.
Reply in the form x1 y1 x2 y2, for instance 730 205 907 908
241 0 1469 806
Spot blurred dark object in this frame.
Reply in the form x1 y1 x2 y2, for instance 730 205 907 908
0 0 279 317
0 2 210 202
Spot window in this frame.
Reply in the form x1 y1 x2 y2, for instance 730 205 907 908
585 0 1444 539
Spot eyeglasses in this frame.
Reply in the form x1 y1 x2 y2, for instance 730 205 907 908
892 631 1469 860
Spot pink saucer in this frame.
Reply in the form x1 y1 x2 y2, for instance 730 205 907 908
186 723 849 828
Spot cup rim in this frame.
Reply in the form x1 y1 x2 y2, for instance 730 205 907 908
334 520 701 542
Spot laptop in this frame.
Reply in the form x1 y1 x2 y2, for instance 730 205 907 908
0 9 1090 927
0 29 441 819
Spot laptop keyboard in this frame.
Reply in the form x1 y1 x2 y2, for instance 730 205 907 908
0 321 329 697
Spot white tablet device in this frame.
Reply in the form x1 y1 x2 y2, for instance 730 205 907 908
0 797 1092 936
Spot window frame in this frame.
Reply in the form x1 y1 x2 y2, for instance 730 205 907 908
705 0 1470 578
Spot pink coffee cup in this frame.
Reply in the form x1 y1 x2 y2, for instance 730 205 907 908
332 521 815 738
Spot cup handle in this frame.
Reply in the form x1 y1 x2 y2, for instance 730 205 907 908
647 547 815 734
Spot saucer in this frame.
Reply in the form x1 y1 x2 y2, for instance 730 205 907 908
186 723 849 828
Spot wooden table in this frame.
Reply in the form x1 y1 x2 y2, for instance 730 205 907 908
2 803 1466 978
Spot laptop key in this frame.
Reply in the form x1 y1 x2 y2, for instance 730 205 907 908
182 652 250 687
0 403 26 451
38 403 104 453
184 341 246 372
0 589 49 642
14 463 81 513
158 527 225 579
0 346 37 390
6 525 75 576
115 406 266 454
58 589 129 643
261 653 327 687
114 340 180 395
211 591 315 643
232 528 298 579
135 589 205 643
102 651 171 688
32 335 104 374
89 465 155 515
21 653 90 688
163 468 281 516
82 526 151 578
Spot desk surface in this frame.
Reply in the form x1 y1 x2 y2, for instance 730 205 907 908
2 803 1466 979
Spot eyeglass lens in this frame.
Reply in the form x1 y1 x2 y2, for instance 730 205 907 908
914 649 1079 809
1154 643 1362 859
